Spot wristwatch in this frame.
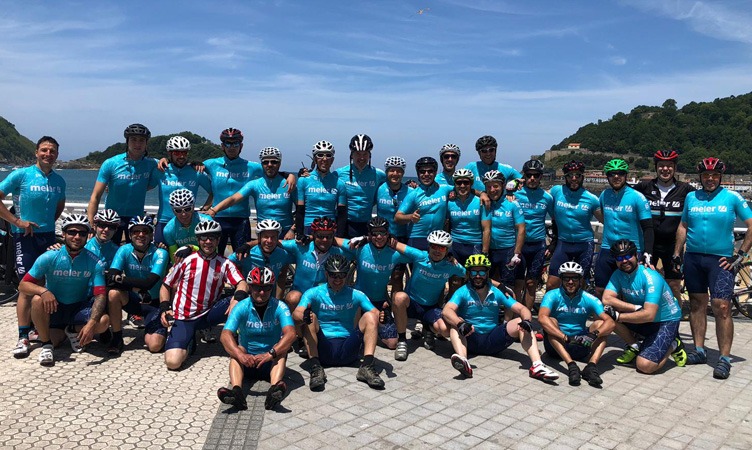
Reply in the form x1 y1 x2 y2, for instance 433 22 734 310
268 347 277 359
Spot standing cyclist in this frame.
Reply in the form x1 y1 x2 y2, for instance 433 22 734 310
336 134 386 237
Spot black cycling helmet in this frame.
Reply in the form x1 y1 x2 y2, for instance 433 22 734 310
349 134 373 152
367 216 389 233
324 254 350 273
475 135 497 151
124 123 151 140
415 156 438 171
562 160 585 174
522 159 544 173
610 239 638 257
654 150 679 164
220 128 244 143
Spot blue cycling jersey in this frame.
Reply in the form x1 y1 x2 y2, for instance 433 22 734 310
298 284 374 339
27 246 105 305
682 187 752 256
376 183 413 238
465 161 522 191
448 284 516 334
0 165 66 233
605 265 681 322
280 240 353 292
353 244 424 301
447 194 491 244
336 165 386 222
397 183 453 239
163 213 213 249
435 171 455 187
229 245 292 280
540 287 604 336
238 175 296 230
96 154 159 217
224 297 294 354
600 186 651 252
514 186 554 242
488 199 525 249
296 171 347 226
111 243 169 298
549 185 601 242
406 253 466 306
204 156 262 218
84 238 119 267
152 164 212 223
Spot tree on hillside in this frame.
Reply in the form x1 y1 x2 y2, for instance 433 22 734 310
0 117 35 164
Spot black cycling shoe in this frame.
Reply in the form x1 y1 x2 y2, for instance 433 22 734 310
265 381 287 410
567 362 581 386
218 386 247 410
356 364 385 389
581 363 602 387
309 364 327 391
107 337 124 356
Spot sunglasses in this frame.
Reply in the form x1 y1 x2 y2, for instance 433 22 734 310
251 284 274 292
470 269 487 277
370 231 388 237
95 222 118 230
418 169 435 175
615 254 634 262
429 244 448 251
565 173 583 179
131 228 152 235
314 233 333 239
198 234 219 241
223 142 242 148
328 272 348 279
607 171 627 177
442 154 458 160
262 160 280 165
561 276 580 283
455 180 471 186
65 229 88 237
170 150 188 156
173 207 193 214
316 153 334 159
525 173 541 179
478 148 495 154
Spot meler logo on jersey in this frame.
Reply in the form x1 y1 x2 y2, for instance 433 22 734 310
467 299 497 308
29 185 63 193
419 196 445 208
493 210 513 218
53 269 92 278
556 200 589 211
216 170 249 179
301 259 320 271
116 172 146 181
621 287 644 297
518 201 547 211
689 205 718 213
450 209 478 218
556 304 587 315
347 179 376 188
307 186 337 195
417 268 448 280
361 260 392 272
245 319 278 329
605 204 633 213
259 192 288 200
320 302 354 311
648 199 681 209
164 180 197 188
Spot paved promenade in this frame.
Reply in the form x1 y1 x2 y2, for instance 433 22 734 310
1 302 750 449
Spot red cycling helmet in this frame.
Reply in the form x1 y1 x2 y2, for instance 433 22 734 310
247 266 276 286
562 160 585 174
220 127 244 143
696 157 726 174
654 150 679 163
310 217 337 232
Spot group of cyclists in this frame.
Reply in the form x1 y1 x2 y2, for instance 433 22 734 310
1 123 749 411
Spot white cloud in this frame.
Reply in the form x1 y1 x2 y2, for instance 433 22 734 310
610 56 628 66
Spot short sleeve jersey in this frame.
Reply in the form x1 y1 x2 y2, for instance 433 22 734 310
514 186 554 242
548 185 600 243
599 186 652 252
110 243 169 298
224 298 294 354
298 284 375 339
435 171 455 187
465 161 522 192
448 284 516 334
96 154 159 217
682 187 752 257
0 165 66 233
353 244 424 301
397 183 453 239
153 164 212 223
489 199 525 249
204 156 262 218
26 247 105 305
163 213 212 250
406 253 466 306
228 245 292 280
280 240 353 291
238 175 296 230
447 195 491 244
84 238 119 268
605 265 681 322
540 288 604 336
336 165 387 222
376 183 413 238
296 171 347 226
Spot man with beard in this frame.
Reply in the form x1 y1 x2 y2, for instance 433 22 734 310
464 135 522 192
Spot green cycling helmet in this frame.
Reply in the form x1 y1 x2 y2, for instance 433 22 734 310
603 159 629 174
465 254 491 269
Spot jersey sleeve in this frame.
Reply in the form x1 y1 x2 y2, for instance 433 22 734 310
27 251 53 280
280 240 300 258
225 260 245 285
92 259 106 293
512 201 525 225
355 290 375 313
447 288 464 306
451 262 467 278
376 169 387 188
163 221 177 247
298 288 314 309
635 191 652 220
110 246 127 271
642 269 663 306
539 290 557 311
150 249 169 277
733 191 752 222
223 299 248 333
249 161 263 179
163 258 186 288
296 177 307 204
681 195 691 223
95 160 112 184
276 302 294 328
147 159 160 190
583 292 605 316
198 172 212 194
397 189 417 214
238 179 256 200
604 274 620 295
397 245 425 264
0 169 21 194
497 288 517 309
336 179 347 206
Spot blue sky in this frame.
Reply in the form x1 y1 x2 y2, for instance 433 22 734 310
2 0 751 173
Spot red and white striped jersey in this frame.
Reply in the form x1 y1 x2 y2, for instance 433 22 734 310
165 252 244 320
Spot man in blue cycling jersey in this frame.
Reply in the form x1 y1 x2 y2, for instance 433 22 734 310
19 215 108 366
602 240 687 375
106 216 169 355
211 147 296 239
294 254 385 390
162 189 212 262
229 219 292 296
152 135 212 246
673 157 752 379
296 141 347 238
376 156 413 294
446 169 491 266
87 124 158 244
483 170 525 292
218 267 295 411
442 254 559 381
594 159 654 298
538 262 615 386
85 210 121 268
336 134 386 237
1 136 67 358
436 144 461 187
547 160 603 291
465 135 522 192
513 160 554 310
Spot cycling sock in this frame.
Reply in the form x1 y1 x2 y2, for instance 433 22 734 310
362 355 375 366
309 357 321 367
398 333 407 342
719 355 731 363
18 326 31 339
670 340 678 351
628 343 639 351
113 330 123 340
695 346 706 356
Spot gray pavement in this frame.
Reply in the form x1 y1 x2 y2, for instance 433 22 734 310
1 301 751 449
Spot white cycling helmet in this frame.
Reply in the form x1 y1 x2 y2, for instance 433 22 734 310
256 219 282 233
259 147 282 161
128 215 155 232
195 220 222 236
94 209 120 224
559 261 584 276
452 168 474 181
166 135 191 152
427 230 453 247
440 143 461 157
384 156 406 171
61 213 91 232
169 189 195 208
312 140 335 157
482 170 505 184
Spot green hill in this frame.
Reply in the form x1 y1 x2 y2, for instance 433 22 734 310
554 93 752 173
78 131 224 165
0 117 35 164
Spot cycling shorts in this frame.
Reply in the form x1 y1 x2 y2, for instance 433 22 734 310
406 300 443 327
316 327 364 367
652 245 682 280
215 217 251 256
451 243 482 268
542 332 591 362
683 252 735 300
466 322 516 356
624 320 679 364
157 296 231 350
594 248 618 288
490 247 525 284
12 232 57 278
549 240 594 279
49 300 92 329
519 240 546 281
